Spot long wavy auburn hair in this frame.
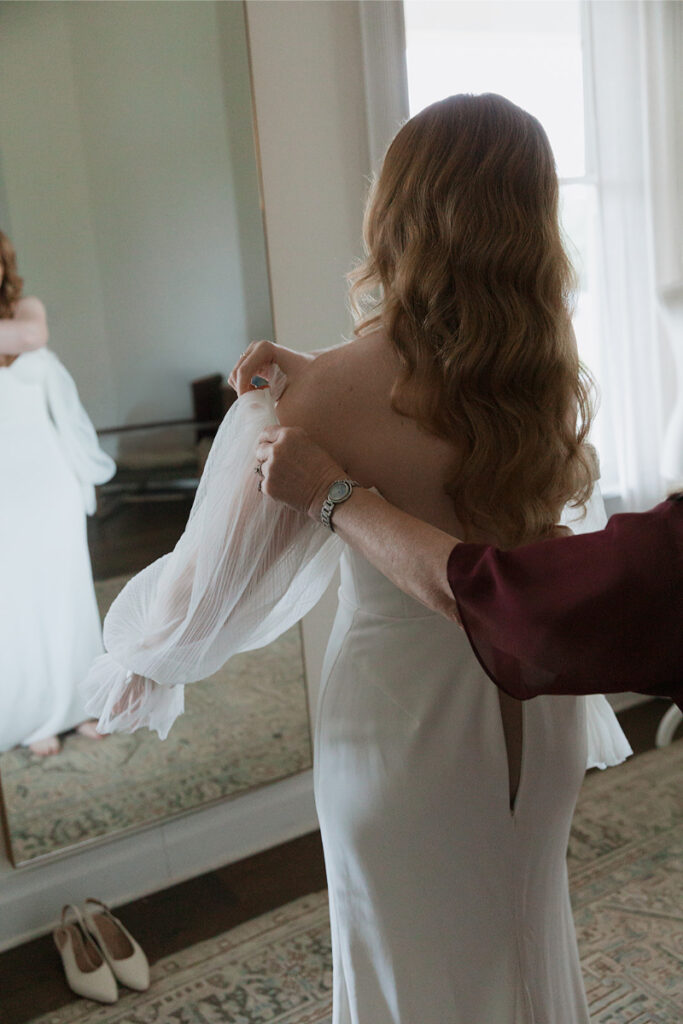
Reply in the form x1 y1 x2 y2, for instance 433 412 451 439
349 93 595 547
0 230 23 319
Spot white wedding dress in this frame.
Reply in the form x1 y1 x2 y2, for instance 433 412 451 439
0 349 115 750
83 382 632 1024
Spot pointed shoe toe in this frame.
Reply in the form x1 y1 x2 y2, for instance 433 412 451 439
83 898 150 991
53 905 118 1004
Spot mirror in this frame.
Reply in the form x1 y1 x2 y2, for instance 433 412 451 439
0 0 313 866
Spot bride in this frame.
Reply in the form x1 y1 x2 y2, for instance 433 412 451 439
0 229 116 755
85 94 631 1022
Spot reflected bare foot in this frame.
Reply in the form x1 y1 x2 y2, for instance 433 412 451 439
75 720 104 740
29 736 61 756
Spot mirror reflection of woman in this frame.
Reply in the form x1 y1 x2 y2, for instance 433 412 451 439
0 230 116 755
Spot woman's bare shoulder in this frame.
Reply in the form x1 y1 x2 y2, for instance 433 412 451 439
14 296 47 321
276 332 393 436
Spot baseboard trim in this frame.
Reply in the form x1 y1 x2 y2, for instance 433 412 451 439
0 768 317 953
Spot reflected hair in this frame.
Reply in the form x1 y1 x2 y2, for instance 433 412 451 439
349 93 595 546
0 230 23 319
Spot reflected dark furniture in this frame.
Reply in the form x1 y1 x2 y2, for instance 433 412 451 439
87 377 237 577
94 375 238 520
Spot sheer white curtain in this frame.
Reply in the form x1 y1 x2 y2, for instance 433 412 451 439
584 0 683 510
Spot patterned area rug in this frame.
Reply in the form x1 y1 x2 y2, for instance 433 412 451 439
0 576 312 864
28 740 683 1024
569 739 683 1022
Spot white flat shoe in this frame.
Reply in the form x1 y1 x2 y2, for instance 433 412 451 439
53 905 118 1004
83 898 150 992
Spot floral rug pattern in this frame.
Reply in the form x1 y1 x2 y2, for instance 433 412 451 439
28 739 683 1023
0 575 313 864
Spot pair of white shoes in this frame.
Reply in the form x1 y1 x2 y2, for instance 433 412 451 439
53 899 150 1004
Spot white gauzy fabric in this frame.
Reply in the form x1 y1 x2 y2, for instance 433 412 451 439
12 348 116 511
83 377 630 773
585 693 633 771
82 385 343 740
0 348 115 749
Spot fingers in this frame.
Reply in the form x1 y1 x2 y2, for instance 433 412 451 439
252 425 345 518
255 426 302 467
255 441 272 464
258 425 283 444
228 340 276 395
254 426 307 499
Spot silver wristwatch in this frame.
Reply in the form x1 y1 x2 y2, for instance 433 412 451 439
320 479 360 531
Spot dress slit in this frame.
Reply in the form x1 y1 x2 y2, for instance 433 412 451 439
497 688 525 814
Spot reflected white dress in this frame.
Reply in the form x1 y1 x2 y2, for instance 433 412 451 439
83 383 632 1024
0 349 115 750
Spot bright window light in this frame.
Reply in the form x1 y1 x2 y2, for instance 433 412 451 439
403 0 615 489
404 0 586 179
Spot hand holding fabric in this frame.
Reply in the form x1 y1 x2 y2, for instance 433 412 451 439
82 382 342 739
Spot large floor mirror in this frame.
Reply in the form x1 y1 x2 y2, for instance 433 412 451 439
0 0 313 867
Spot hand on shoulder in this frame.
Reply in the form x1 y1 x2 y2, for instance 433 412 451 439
228 339 315 397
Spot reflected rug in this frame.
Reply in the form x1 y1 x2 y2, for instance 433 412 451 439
28 739 683 1024
0 575 312 864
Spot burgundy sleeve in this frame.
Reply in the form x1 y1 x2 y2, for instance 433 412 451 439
446 499 683 712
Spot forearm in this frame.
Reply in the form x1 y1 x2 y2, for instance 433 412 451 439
0 318 48 353
328 488 461 622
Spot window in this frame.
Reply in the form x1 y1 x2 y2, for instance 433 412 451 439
403 1 615 490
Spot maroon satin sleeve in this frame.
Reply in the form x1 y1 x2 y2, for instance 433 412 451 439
447 498 683 712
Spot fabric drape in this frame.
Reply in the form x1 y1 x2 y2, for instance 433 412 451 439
83 385 631 771
40 349 117 513
82 385 342 740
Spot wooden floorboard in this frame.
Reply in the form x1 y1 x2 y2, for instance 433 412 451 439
87 496 192 581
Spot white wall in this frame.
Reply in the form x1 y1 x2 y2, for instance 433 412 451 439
0 1 272 431
0 0 371 951
245 0 369 353
245 0 370 700
0 2 116 424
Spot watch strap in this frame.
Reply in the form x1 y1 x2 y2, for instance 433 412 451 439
320 480 360 531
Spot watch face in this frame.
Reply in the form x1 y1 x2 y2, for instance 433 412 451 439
329 480 352 502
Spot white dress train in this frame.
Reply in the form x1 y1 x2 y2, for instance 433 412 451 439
82 383 632 1024
0 349 115 750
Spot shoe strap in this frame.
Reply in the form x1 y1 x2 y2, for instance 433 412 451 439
84 898 122 934
84 897 116 921
59 905 103 969
61 903 87 931
84 898 138 954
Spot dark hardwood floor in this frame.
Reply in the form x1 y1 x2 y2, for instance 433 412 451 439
87 494 193 581
0 698 678 1024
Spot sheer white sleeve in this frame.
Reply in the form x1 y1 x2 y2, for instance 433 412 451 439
81 384 343 740
43 349 116 514
562 480 634 771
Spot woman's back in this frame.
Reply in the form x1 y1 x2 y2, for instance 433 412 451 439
276 329 471 538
